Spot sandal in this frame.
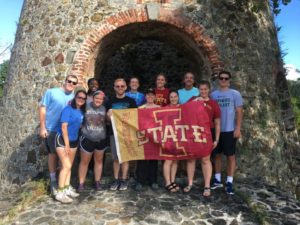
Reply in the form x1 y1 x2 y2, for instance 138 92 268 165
203 187 211 197
171 182 180 192
183 185 193 193
165 184 177 193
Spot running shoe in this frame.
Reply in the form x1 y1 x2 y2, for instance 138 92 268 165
77 183 85 193
118 179 128 191
95 181 103 191
226 182 234 195
110 179 120 191
65 186 80 198
211 178 223 189
55 190 73 204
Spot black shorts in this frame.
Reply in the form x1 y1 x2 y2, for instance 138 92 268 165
213 131 236 156
55 134 78 149
211 128 216 141
79 136 107 153
44 131 57 154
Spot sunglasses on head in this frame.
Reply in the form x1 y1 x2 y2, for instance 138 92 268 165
76 96 86 100
66 79 78 85
219 77 230 81
115 85 125 88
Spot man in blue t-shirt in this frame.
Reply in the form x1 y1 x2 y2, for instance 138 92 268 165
39 75 78 195
178 72 199 104
211 71 243 195
125 77 146 107
178 72 199 193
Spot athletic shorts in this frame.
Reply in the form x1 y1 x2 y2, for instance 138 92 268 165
211 128 216 141
110 135 118 160
79 136 107 153
212 131 236 156
44 131 57 154
55 134 78 149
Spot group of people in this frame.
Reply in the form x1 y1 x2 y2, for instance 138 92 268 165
39 71 243 204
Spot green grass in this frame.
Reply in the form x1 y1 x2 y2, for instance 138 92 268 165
0 179 48 225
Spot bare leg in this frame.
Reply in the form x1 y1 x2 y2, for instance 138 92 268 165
48 153 57 173
163 160 172 185
170 160 178 183
121 161 129 180
78 150 92 184
201 155 212 188
113 159 120 180
186 159 196 186
56 148 72 189
65 148 77 187
94 150 104 182
214 154 222 174
227 155 236 177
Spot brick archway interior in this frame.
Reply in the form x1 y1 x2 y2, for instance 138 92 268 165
70 7 223 90
95 21 211 96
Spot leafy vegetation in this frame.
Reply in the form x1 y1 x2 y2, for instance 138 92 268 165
234 0 291 15
288 80 300 133
0 60 9 97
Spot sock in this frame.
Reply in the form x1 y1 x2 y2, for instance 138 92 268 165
226 176 233 183
58 187 64 192
215 173 221 182
50 172 56 182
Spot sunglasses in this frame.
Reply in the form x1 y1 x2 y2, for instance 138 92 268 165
115 85 125 88
76 96 87 100
219 77 230 81
66 79 78 85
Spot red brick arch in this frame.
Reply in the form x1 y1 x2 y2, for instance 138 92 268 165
70 7 224 86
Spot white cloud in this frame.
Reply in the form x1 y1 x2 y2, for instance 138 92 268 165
285 64 300 81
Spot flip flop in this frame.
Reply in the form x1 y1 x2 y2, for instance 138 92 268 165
203 187 211 197
171 182 180 192
165 184 177 193
183 185 193 193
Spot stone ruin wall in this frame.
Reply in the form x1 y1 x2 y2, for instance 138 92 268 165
0 0 299 195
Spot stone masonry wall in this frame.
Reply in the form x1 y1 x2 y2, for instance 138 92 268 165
0 0 298 195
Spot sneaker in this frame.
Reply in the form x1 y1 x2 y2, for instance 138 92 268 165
134 182 143 191
151 183 159 190
110 179 120 191
77 183 85 193
118 179 128 191
55 190 73 204
95 181 103 191
50 180 58 196
226 182 234 195
211 179 223 190
65 186 80 198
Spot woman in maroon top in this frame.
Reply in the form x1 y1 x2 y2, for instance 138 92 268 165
185 80 221 196
163 90 181 192
154 73 170 107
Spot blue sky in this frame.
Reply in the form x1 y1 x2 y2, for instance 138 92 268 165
0 0 299 78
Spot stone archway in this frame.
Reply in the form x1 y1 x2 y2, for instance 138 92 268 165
70 6 224 87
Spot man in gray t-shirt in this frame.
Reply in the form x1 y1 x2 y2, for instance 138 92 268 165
211 71 243 195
